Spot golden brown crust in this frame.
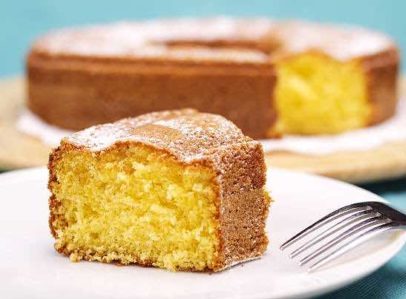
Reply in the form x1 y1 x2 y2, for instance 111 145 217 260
28 51 276 139
48 110 270 271
361 48 400 125
28 18 399 138
213 142 269 268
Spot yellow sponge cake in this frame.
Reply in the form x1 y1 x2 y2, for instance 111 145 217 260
28 18 399 138
48 109 270 271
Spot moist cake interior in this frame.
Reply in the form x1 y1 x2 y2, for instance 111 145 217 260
274 53 369 134
50 144 220 271
166 45 371 135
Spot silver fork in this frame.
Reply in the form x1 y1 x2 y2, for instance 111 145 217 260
280 201 406 272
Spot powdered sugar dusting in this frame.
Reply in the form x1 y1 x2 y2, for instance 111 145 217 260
33 18 269 63
124 45 268 62
64 109 251 163
270 21 395 60
32 17 394 62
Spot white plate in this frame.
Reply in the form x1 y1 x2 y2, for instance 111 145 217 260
1 167 405 299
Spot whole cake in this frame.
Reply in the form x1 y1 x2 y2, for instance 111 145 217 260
48 109 270 271
28 18 399 138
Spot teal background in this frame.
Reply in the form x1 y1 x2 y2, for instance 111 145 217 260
0 0 405 76
1 0 406 298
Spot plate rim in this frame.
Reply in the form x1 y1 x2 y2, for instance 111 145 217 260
1 166 405 299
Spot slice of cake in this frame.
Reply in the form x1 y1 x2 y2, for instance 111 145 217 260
48 109 270 271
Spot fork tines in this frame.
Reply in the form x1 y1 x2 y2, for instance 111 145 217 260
281 201 394 272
